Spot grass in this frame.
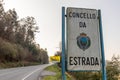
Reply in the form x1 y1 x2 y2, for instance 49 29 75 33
42 64 74 80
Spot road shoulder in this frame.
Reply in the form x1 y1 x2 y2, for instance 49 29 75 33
39 70 56 80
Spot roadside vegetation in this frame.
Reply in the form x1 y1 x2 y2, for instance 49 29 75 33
54 49 120 80
0 0 48 68
42 64 74 80
68 55 120 80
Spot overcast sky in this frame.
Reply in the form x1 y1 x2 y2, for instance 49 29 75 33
4 0 120 60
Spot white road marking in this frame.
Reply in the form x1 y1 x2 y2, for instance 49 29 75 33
22 68 41 80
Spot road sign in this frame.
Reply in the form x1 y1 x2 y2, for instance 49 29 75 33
67 7 102 71
50 56 60 62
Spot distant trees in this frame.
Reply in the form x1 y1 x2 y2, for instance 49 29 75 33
40 48 49 64
0 0 48 65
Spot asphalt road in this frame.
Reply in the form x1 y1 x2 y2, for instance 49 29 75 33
0 63 53 80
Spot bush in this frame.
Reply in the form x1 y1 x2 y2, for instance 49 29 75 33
0 38 28 62
0 38 17 62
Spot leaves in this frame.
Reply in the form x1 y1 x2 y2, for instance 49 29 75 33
67 55 120 80
0 1 48 65
106 55 120 80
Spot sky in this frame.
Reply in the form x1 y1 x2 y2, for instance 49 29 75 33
3 0 120 60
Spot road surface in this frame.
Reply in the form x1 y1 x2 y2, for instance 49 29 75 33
0 63 53 80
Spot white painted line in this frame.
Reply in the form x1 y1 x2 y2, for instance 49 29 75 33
22 68 41 80
22 63 53 80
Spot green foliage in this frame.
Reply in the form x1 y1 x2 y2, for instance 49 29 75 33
43 64 61 80
43 64 73 80
68 71 101 80
0 38 17 62
40 48 49 64
0 1 49 68
15 44 27 61
45 64 61 72
106 55 120 80
0 38 26 62
67 55 120 80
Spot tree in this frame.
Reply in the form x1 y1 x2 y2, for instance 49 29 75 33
0 0 49 67
0 1 18 42
106 55 120 80
4 9 18 42
40 48 49 64
0 1 6 38
17 16 39 47
67 55 120 80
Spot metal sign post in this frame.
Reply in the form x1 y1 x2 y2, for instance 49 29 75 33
62 7 66 80
98 10 107 80
61 7 107 80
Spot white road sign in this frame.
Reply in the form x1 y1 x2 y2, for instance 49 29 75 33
67 8 101 71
